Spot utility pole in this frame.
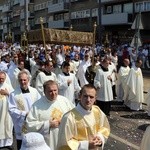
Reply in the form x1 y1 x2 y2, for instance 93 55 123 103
98 0 102 45
25 0 29 32
132 0 135 22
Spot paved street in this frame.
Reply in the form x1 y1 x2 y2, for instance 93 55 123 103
104 75 150 150
0 75 150 150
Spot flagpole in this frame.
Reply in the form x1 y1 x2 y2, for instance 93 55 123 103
92 22 97 66
40 17 47 59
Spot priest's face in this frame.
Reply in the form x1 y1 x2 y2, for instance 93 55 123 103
44 84 58 101
18 73 29 90
0 72 6 84
80 87 96 110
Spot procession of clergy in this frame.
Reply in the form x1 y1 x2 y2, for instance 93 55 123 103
0 42 149 150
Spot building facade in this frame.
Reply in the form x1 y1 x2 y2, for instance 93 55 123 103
0 0 149 43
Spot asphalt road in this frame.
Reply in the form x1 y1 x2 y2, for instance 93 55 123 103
0 75 150 150
104 75 150 150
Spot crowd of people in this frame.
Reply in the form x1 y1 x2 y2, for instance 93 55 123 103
0 41 149 150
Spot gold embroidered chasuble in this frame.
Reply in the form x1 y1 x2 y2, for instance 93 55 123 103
58 105 110 150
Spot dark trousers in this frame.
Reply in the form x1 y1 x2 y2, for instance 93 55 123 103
96 100 111 116
112 85 117 99
17 140 22 150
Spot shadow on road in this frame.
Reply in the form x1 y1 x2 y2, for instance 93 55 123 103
120 112 150 120
138 124 150 131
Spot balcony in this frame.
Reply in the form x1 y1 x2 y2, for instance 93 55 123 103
0 25 3 30
101 0 114 2
48 2 69 13
21 25 25 32
13 0 20 5
3 28 8 33
102 12 132 25
101 0 131 4
20 0 34 7
13 9 21 17
2 17 12 23
0 6 3 11
20 0 25 6
20 11 34 19
2 5 12 13
48 20 69 28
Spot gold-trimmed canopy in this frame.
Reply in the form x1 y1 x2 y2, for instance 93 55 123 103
28 28 93 45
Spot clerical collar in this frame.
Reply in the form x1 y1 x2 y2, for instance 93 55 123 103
77 103 92 114
21 88 30 93
100 65 108 71
74 59 79 62
18 67 21 71
63 72 70 76
122 64 127 67
44 70 52 76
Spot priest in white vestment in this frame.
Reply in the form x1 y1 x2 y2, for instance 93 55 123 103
10 60 31 89
123 59 144 110
140 125 150 150
8 70 41 150
57 62 81 104
25 80 74 150
57 84 110 150
7 53 18 79
77 53 91 87
94 59 113 116
35 60 57 96
108 57 117 99
116 59 130 101
146 88 150 116
0 71 14 148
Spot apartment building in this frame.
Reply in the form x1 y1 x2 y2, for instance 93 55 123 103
101 0 150 43
0 0 149 43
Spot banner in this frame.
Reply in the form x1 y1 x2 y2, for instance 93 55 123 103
28 28 93 45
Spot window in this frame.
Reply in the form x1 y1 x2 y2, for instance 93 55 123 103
37 4 40 10
144 1 150 11
135 2 144 12
48 0 53 5
92 8 98 17
64 13 69 20
71 12 76 19
106 6 112 14
123 3 133 13
85 10 90 17
113 5 121 13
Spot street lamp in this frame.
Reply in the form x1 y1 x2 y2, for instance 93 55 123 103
6 31 12 45
21 32 28 48
104 32 109 48
92 22 97 66
69 24 73 31
93 22 97 45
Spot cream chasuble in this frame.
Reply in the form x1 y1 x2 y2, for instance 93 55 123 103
123 66 144 110
26 95 74 150
8 86 41 139
57 104 110 150
0 82 14 147
140 126 150 150
146 88 150 116
116 66 130 101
